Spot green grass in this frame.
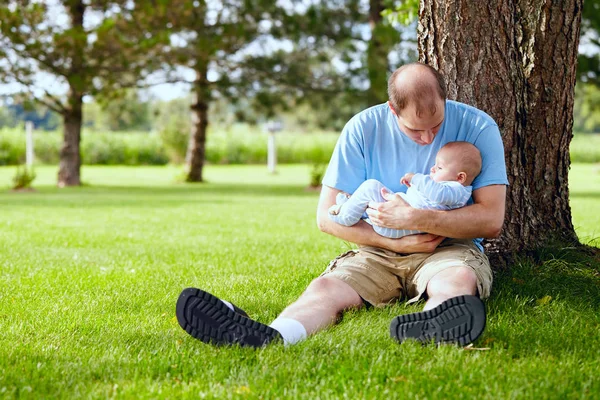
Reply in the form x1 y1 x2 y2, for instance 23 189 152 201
569 163 600 244
0 164 599 399
570 133 600 163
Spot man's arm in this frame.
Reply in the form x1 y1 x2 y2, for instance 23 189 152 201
366 185 506 239
317 185 445 253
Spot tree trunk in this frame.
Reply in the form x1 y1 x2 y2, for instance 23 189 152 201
186 67 210 183
57 90 82 187
418 0 583 256
58 0 85 187
367 0 392 106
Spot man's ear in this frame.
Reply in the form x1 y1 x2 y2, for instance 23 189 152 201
387 101 398 116
457 172 467 184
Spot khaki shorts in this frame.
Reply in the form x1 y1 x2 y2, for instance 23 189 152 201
320 239 493 307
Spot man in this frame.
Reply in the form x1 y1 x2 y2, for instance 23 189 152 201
176 63 508 348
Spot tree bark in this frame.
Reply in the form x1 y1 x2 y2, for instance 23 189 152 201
418 0 583 257
186 66 210 183
57 91 83 187
367 0 392 106
58 0 85 187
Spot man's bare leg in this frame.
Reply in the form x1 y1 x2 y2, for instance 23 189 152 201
424 266 478 310
389 266 485 346
275 276 363 335
176 276 363 348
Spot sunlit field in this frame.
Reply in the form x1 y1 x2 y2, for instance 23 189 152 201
0 164 598 399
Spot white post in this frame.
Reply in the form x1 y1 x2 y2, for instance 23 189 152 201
25 121 34 167
266 120 282 175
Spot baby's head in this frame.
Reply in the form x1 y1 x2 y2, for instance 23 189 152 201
430 142 482 185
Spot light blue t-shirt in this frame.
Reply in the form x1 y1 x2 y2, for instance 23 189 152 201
322 100 509 251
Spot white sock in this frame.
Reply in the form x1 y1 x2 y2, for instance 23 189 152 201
221 299 235 311
221 301 307 346
269 317 307 346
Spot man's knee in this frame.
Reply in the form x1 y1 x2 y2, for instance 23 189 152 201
304 276 363 310
427 266 477 297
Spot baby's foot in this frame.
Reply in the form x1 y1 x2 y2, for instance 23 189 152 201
329 204 342 215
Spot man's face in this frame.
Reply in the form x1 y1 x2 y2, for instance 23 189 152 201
395 101 445 145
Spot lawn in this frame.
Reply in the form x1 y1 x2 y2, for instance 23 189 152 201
0 164 599 399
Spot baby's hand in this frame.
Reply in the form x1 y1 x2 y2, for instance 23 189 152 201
401 173 415 187
328 204 342 215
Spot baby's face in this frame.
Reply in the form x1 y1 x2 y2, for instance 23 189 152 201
429 150 463 183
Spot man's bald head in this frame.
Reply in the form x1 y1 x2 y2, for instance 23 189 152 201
387 63 446 118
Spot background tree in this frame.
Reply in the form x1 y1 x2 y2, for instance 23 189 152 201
578 0 600 86
419 0 584 259
0 1 162 186
96 90 152 132
573 83 600 132
367 0 403 105
303 0 418 129
151 0 367 182
574 0 600 133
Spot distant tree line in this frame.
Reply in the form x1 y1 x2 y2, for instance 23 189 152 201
0 0 418 186
0 91 359 134
1 0 599 188
3 82 600 135
0 97 61 131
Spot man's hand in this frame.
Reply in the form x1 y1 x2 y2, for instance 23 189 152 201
400 172 415 186
383 233 445 254
367 191 417 230
369 185 507 240
318 184 446 254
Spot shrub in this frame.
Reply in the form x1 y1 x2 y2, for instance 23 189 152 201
12 166 36 189
158 118 189 164
0 127 338 166
81 132 169 165
33 133 61 164
309 163 327 188
0 129 26 165
3 127 600 167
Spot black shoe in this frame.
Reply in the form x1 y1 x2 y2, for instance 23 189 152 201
226 300 249 318
390 295 486 346
176 287 282 348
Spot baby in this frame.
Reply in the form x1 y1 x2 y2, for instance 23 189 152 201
328 141 482 238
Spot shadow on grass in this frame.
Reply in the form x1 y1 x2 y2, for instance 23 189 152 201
492 246 600 306
486 246 600 355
